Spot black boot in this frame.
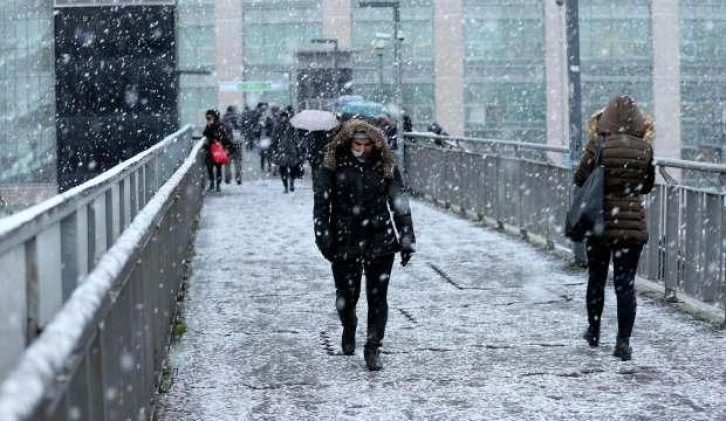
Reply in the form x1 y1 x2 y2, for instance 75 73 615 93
613 337 632 361
208 181 215 191
363 346 383 371
582 324 599 347
342 322 356 355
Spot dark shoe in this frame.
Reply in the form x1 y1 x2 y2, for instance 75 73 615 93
208 182 215 191
364 347 383 371
342 325 356 355
215 184 221 192
582 325 599 347
236 178 242 185
613 338 632 361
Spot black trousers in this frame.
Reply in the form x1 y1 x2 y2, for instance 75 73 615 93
279 165 295 191
332 254 395 348
206 163 222 188
586 239 643 339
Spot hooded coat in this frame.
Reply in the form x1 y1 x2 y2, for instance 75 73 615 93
269 119 303 167
574 96 655 246
314 120 416 261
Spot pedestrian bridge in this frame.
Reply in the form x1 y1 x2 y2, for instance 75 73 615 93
0 128 724 420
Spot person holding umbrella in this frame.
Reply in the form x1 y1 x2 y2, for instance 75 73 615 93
289 109 340 188
313 119 416 371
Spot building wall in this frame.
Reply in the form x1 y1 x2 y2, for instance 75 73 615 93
679 0 726 161
54 5 178 191
462 0 547 142
0 1 56 186
178 0 218 130
434 0 464 136
350 0 435 130
242 0 322 107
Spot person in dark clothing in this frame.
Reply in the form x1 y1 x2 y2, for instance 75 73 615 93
373 115 398 150
269 112 303 193
202 109 234 192
428 122 449 146
241 105 257 150
222 105 243 184
303 129 334 190
313 119 416 371
574 95 655 361
402 113 413 133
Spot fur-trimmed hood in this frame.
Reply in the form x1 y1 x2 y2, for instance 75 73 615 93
586 96 654 143
323 119 397 178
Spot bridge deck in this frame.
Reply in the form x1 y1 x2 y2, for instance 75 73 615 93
158 158 725 420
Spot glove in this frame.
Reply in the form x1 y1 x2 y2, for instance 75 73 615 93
400 251 413 267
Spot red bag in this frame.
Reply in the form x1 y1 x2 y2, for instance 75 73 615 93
210 140 230 165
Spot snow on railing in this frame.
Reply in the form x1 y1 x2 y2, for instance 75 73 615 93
403 132 726 322
0 125 194 383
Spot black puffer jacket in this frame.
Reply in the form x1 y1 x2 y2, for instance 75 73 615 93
314 120 415 261
202 121 234 165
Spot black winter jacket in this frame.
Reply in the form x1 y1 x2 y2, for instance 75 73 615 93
314 150 415 261
202 122 234 164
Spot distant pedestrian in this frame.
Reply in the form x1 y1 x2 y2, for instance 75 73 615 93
202 109 234 192
427 122 449 146
222 105 243 184
402 113 413 132
303 129 334 189
574 95 655 361
313 119 416 371
269 111 303 193
373 115 398 150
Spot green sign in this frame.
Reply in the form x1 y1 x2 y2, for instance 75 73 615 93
237 81 272 92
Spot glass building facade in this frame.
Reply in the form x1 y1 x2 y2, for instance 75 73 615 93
463 0 546 142
0 1 56 184
243 0 322 107
580 0 652 130
680 0 726 160
351 0 435 128
177 0 217 129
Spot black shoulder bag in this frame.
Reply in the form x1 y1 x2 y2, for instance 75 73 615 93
565 137 605 242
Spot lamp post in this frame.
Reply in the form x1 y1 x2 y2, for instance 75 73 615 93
563 0 582 166
310 38 340 103
359 1 404 172
557 0 586 265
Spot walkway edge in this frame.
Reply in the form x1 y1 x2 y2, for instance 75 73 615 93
419 194 725 327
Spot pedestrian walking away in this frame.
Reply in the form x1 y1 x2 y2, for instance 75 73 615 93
574 95 655 361
222 105 244 185
269 111 304 193
313 119 416 371
202 109 234 192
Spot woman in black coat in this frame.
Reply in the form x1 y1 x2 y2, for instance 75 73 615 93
269 112 303 193
313 119 416 371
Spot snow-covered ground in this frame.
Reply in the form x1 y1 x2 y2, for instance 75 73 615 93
158 157 726 421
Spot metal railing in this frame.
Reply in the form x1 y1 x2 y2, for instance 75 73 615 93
0 125 205 420
404 133 725 320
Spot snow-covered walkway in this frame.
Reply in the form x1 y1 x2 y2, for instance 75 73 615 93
158 157 725 420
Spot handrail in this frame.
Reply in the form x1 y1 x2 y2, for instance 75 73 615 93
0 125 194 255
404 132 726 174
0 136 205 420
